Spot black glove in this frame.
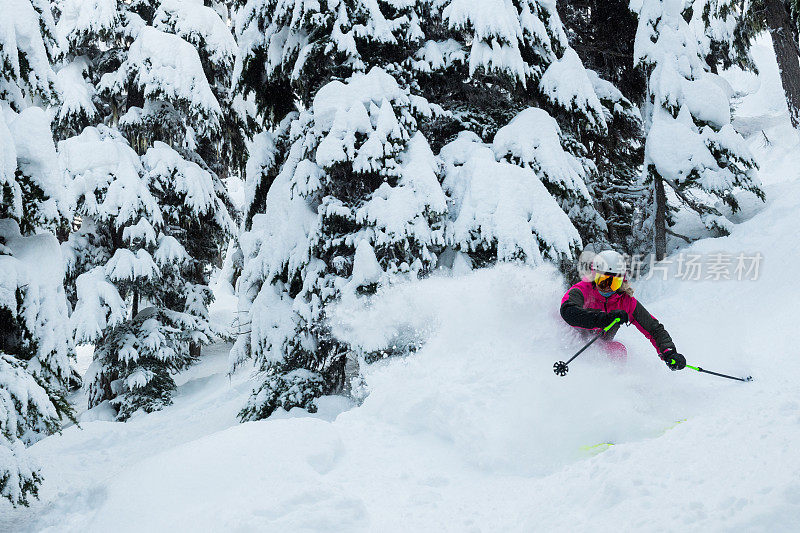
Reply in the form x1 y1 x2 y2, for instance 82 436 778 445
660 349 686 370
601 310 628 329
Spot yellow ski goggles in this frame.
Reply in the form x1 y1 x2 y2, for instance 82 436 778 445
594 272 624 292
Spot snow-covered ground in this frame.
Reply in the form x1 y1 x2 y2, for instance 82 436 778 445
3 35 800 532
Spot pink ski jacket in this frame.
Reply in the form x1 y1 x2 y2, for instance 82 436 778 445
560 280 675 355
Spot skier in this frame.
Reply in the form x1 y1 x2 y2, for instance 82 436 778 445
559 250 686 370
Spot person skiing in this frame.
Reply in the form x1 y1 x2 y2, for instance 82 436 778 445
559 250 686 370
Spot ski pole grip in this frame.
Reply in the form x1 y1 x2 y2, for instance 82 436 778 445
603 317 621 333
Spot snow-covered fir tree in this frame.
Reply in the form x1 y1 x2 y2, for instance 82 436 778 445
2 0 66 234
0 208 74 506
581 71 645 252
557 0 647 253
51 0 118 140
56 0 237 418
62 127 235 420
114 23 236 348
408 0 620 246
686 0 754 73
231 0 451 419
56 0 246 179
234 0 424 124
62 125 170 419
235 0 628 250
557 0 646 98
630 0 764 259
0 108 73 396
231 0 665 418
100 24 222 155
438 124 582 272
233 0 414 226
1 0 75 506
153 0 252 178
233 67 447 419
0 337 62 507
0 0 60 112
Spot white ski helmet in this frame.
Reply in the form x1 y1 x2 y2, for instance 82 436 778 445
591 250 627 277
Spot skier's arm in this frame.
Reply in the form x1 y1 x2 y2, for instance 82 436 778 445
560 288 608 329
630 301 676 355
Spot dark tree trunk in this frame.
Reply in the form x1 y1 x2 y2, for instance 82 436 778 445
190 342 201 358
89 360 115 408
131 290 139 319
125 82 144 112
766 0 800 128
653 169 668 261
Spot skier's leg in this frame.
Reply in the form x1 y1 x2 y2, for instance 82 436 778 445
602 340 627 362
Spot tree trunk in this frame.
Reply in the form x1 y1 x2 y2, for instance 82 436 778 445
766 0 800 128
131 290 139 319
189 342 201 358
653 169 667 261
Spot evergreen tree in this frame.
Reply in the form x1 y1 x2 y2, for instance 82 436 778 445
52 0 115 140
557 0 647 253
100 25 222 154
557 0 646 100
2 0 67 234
631 0 764 259
58 0 237 417
57 0 247 172
686 0 755 72
231 0 637 418
1 0 75 506
231 0 441 419
52 0 162 140
410 0 605 139
63 125 169 419
234 0 426 232
581 71 645 252
0 0 60 111
234 0 424 128
438 121 583 272
153 0 253 178
236 1 628 249
408 0 617 246
233 67 447 420
62 126 235 420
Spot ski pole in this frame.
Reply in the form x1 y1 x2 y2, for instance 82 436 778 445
684 364 752 382
554 317 620 376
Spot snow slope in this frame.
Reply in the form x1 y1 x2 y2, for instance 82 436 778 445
3 36 800 532
5 171 799 530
